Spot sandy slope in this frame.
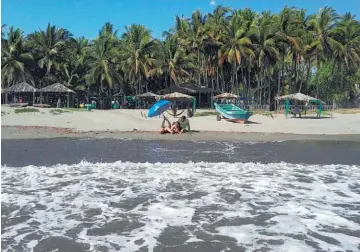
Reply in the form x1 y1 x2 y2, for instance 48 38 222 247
1 106 360 135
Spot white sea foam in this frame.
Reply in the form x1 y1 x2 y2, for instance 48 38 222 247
1 161 360 252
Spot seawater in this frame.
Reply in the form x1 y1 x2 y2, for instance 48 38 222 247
2 161 360 252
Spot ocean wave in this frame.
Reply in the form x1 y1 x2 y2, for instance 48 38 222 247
2 161 360 252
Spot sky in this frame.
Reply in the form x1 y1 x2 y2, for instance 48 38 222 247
2 0 360 39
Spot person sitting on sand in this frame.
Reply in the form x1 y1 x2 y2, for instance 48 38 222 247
293 105 301 118
160 116 182 134
177 115 190 133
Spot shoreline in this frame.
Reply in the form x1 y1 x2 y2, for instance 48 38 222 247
2 126 360 142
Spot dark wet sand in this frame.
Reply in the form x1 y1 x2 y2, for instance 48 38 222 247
2 136 360 166
2 125 360 142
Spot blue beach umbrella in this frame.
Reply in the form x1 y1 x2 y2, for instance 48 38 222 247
148 99 173 118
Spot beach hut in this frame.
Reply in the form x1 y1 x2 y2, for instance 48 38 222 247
5 82 38 104
275 93 325 104
161 92 195 117
39 83 76 108
214 92 239 99
161 83 217 108
135 92 160 109
275 92 325 117
213 93 240 106
161 92 193 100
135 92 159 98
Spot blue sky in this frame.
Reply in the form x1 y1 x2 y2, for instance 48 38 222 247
2 0 360 39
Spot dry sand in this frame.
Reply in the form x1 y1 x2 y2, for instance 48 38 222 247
1 106 360 141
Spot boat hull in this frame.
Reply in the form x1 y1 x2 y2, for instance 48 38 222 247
214 103 253 122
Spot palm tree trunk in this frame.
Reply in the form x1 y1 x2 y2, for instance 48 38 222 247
281 57 285 93
220 66 225 92
294 54 298 92
205 70 208 88
87 85 90 104
216 67 219 91
197 49 201 86
289 57 294 93
341 62 344 89
248 67 251 98
301 60 311 93
277 67 281 97
235 64 239 95
211 73 214 91
316 58 320 98
266 68 270 104
257 73 261 104
277 68 281 111
138 76 142 95
232 62 236 93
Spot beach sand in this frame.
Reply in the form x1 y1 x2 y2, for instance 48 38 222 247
1 106 360 141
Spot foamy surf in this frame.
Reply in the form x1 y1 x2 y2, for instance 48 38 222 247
2 161 360 252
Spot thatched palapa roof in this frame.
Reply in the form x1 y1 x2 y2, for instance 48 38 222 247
135 92 159 98
162 92 193 100
275 93 325 104
39 83 75 93
5 82 38 93
162 83 217 95
214 93 238 99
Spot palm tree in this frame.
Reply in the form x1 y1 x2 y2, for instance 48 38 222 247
206 6 231 91
1 24 7 41
1 6 360 107
66 37 90 87
274 7 302 94
84 36 122 95
120 24 157 94
309 7 338 97
27 23 73 85
330 13 360 89
175 10 208 86
157 36 196 87
254 11 280 103
218 12 254 93
98 22 118 39
1 27 34 86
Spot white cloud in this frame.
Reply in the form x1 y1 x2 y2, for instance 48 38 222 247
210 0 216 5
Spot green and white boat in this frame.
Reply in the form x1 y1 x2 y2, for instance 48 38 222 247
214 103 253 123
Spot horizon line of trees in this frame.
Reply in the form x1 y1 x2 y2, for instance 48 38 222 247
2 5 360 106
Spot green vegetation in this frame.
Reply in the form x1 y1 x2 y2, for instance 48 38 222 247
49 109 71 115
1 7 360 106
14 108 40 114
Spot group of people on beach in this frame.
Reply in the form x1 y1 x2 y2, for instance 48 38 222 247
160 115 190 134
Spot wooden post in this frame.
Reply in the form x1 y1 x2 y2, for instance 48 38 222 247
67 93 70 108
39 92 43 104
33 92 35 105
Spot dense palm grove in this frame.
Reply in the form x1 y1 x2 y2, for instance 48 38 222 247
2 6 360 106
